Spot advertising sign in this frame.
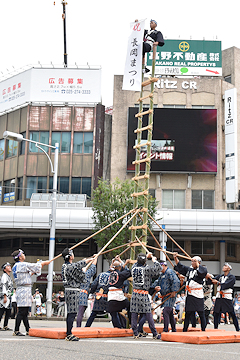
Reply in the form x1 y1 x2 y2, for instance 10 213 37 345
3 191 15 203
122 19 145 91
127 108 217 173
0 67 102 113
146 39 222 76
225 88 238 203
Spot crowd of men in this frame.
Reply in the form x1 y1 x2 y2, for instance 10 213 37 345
0 247 239 340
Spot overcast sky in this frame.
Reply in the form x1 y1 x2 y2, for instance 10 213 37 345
0 0 239 106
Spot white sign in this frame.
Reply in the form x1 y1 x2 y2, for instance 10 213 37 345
225 88 238 203
0 67 102 113
122 19 145 91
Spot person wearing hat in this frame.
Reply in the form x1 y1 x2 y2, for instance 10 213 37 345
151 261 180 333
0 262 13 331
173 253 207 332
130 252 162 339
11 249 51 336
61 248 94 341
143 19 164 73
209 263 239 331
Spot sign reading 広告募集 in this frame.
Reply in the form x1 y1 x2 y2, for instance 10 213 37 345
146 39 222 76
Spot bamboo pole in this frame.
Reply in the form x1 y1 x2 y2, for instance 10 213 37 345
147 212 191 259
145 244 191 260
152 285 185 311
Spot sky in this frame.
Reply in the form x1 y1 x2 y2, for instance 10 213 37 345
0 0 239 106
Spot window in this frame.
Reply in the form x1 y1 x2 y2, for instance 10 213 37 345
73 132 93 154
29 132 49 153
167 240 185 254
224 75 231 84
163 105 186 108
191 240 214 255
0 139 4 160
162 190 185 209
26 176 47 198
6 139 18 158
59 177 69 193
71 177 92 198
19 132 26 155
17 177 23 200
3 179 15 203
227 242 236 257
192 105 215 109
52 132 71 153
192 190 214 209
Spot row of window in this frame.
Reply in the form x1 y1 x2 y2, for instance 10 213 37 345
1 176 92 202
161 189 214 209
167 240 237 257
0 131 93 160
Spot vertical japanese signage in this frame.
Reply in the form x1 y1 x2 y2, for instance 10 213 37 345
146 39 222 76
225 88 238 203
122 19 145 91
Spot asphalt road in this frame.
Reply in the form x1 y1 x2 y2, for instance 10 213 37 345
1 319 240 360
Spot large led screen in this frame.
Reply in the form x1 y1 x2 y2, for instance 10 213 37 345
127 108 217 173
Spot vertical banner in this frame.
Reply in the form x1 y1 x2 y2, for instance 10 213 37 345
122 19 145 91
225 88 238 204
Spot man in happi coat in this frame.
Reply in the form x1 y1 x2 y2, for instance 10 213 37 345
85 268 111 327
11 249 50 336
0 262 13 331
131 252 162 339
62 248 94 341
76 256 97 327
151 261 180 332
107 256 131 328
209 262 239 331
173 253 207 332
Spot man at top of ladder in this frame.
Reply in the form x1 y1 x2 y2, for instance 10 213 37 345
143 19 164 73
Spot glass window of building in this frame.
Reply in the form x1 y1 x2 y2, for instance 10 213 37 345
71 177 92 198
17 177 23 200
0 139 4 160
3 179 15 203
38 177 47 193
29 132 49 152
191 240 214 255
26 177 37 198
84 132 93 154
162 189 185 209
6 139 18 158
73 133 83 153
61 132 71 153
227 242 236 257
51 132 61 150
167 240 185 254
192 190 214 209
19 132 26 155
59 177 69 193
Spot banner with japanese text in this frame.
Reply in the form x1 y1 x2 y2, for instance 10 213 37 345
146 39 222 76
122 19 145 91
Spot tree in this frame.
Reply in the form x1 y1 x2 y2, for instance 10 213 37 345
91 178 158 261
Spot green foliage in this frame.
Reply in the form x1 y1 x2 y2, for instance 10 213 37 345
92 178 158 261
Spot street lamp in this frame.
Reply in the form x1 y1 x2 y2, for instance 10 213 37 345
3 130 59 318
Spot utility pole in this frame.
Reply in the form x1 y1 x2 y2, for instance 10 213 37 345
62 1 68 67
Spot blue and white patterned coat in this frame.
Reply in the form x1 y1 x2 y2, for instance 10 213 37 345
12 261 42 307
90 271 111 312
130 261 161 313
62 260 86 313
79 264 96 307
153 268 180 307
0 273 13 309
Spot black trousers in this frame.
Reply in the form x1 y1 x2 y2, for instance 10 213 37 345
15 307 30 332
214 311 239 331
0 307 11 327
66 312 76 336
183 311 206 332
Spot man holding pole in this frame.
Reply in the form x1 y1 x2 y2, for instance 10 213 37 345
131 252 162 339
11 249 51 336
173 253 207 332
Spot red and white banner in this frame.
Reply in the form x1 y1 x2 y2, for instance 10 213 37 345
122 19 145 91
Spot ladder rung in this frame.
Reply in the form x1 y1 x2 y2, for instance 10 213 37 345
134 124 153 133
135 109 153 117
132 174 149 181
142 77 159 87
137 92 154 102
132 157 150 165
133 141 151 149
131 190 149 197
129 224 148 230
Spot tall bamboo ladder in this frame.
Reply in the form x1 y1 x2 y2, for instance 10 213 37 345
129 46 158 259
